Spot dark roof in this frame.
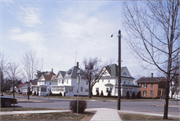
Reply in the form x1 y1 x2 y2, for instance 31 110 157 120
106 64 134 79
104 83 114 86
17 83 28 88
56 71 66 78
136 77 166 83
65 66 79 78
30 79 38 85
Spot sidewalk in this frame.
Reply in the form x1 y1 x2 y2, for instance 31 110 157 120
89 108 122 121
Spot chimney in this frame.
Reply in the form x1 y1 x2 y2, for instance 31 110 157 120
151 73 153 78
51 68 53 72
77 62 79 68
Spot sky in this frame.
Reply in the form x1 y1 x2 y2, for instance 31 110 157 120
0 0 159 81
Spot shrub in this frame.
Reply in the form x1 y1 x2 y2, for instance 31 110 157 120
107 91 111 97
28 91 32 95
137 91 141 99
132 92 135 99
59 92 62 96
37 92 39 96
34 91 36 96
126 91 129 99
96 91 99 96
100 90 104 96
70 100 87 113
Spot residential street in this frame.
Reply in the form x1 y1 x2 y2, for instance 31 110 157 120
8 95 180 116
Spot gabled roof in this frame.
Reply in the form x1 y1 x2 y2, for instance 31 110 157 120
17 83 28 88
56 70 66 78
65 66 79 78
106 64 134 79
136 77 166 83
38 71 56 81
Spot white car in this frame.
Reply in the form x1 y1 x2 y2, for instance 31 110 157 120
175 96 180 101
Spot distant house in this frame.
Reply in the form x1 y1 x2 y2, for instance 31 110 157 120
92 64 139 98
17 83 29 95
53 66 89 97
31 69 56 96
136 73 166 98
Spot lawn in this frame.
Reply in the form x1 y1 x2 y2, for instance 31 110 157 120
118 112 180 121
1 111 96 121
0 107 65 112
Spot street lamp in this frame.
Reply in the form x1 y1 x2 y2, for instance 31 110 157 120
111 30 121 110
77 69 81 114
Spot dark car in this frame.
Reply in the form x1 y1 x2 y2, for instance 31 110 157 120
0 96 18 107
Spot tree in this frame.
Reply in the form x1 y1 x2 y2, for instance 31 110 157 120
170 58 179 98
137 91 142 99
126 91 129 99
21 51 39 100
132 92 135 99
80 57 108 98
123 1 180 119
7 62 20 107
0 52 9 95
34 70 48 79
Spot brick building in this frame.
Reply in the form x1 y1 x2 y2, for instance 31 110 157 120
136 73 166 98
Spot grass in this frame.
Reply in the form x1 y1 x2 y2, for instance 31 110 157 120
118 112 180 121
1 111 96 121
0 107 67 112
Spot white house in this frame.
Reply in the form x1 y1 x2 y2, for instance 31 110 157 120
92 64 139 98
31 66 89 97
52 66 89 97
31 69 56 96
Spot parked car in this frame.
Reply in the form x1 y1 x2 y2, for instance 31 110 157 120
175 96 180 101
0 96 18 107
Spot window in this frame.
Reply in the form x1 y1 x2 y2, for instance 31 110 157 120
106 88 109 92
62 79 64 84
86 81 88 85
69 88 73 92
59 80 61 83
96 88 99 93
85 89 89 92
67 79 68 84
102 79 104 82
139 83 141 87
143 90 147 96
123 72 127 76
81 87 83 92
150 90 153 96
41 87 46 92
124 81 126 84
108 79 110 83
110 87 112 93
143 83 147 88
151 84 153 88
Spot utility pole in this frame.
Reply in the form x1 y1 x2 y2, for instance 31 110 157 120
117 30 121 110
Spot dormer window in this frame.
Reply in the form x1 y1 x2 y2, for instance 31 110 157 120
62 79 64 84
67 69 72 75
123 72 127 76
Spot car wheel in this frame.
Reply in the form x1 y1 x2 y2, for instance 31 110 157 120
3 100 11 107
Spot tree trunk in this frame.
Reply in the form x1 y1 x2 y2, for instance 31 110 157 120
163 76 170 119
88 81 92 98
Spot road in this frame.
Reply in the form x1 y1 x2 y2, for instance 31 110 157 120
5 95 180 116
